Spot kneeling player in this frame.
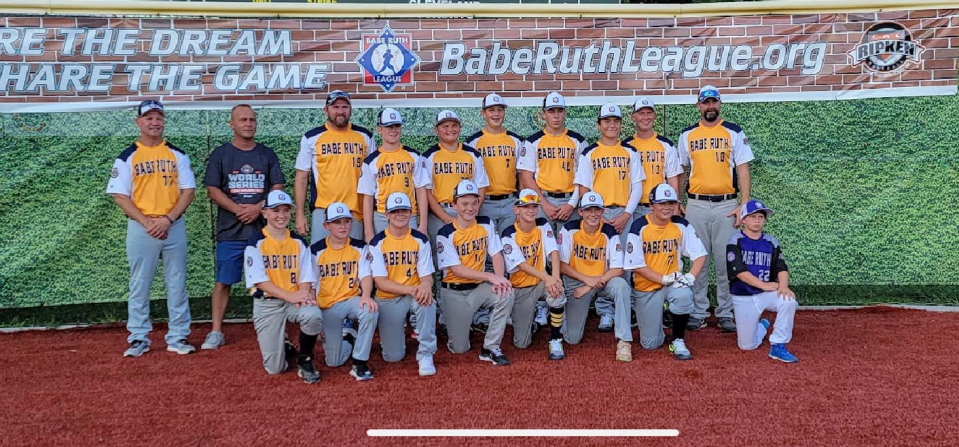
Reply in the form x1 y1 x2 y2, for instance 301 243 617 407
557 192 629 346
311 202 380 380
501 190 566 360
244 190 323 383
369 192 438 376
727 200 799 363
622 184 706 361
436 180 515 366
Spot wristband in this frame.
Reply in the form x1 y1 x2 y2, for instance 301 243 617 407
164 215 174 224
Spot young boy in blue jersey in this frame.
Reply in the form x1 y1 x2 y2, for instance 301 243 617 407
726 200 799 363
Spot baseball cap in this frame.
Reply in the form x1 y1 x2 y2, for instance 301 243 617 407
386 192 412 213
580 191 605 210
137 100 164 117
598 103 622 121
543 92 566 110
263 190 294 209
740 199 774 220
515 189 541 207
632 96 655 113
649 184 679 204
436 110 461 125
482 93 507 109
326 90 351 106
698 85 721 103
325 202 352 222
453 179 480 199
378 108 403 126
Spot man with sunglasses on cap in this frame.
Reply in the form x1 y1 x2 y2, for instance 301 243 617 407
107 100 197 357
295 90 376 243
435 180 514 366
501 189 566 360
623 97 684 217
677 85 755 333
359 108 430 242
368 192 438 376
466 93 523 236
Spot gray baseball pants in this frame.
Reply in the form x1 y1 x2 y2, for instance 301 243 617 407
617 286 694 349
510 282 566 349
252 298 322 374
320 296 379 367
374 295 437 362
562 276 629 345
440 282 514 353
125 218 191 345
686 198 738 320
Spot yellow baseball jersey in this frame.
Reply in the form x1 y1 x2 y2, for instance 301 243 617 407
436 216 502 284
368 229 435 299
358 146 430 214
574 142 644 207
106 140 196 217
677 120 754 195
423 143 490 205
500 218 558 288
295 123 376 218
624 215 707 292
557 220 624 277
310 237 372 309
517 129 587 194
623 133 683 204
465 130 522 196
243 229 316 297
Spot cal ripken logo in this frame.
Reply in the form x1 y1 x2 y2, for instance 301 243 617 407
848 22 925 73
355 27 420 93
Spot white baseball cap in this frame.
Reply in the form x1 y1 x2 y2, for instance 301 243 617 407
698 85 721 103
137 99 164 117
482 93 507 109
515 189 541 207
543 92 566 110
436 110 461 125
740 199 775 220
386 192 412 213
264 190 294 209
326 90 351 106
649 184 679 204
453 179 480 199
580 191 605 210
325 202 352 222
632 97 655 112
378 108 403 126
598 103 622 121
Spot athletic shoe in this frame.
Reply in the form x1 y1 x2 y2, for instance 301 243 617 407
598 314 614 332
769 343 799 363
616 340 632 362
123 340 150 357
548 339 565 361
166 339 196 355
350 363 375 381
479 348 511 366
669 339 693 360
297 356 321 384
471 322 489 334
201 331 225 350
686 317 706 331
534 304 548 327
284 337 298 360
718 317 737 333
418 355 436 376
342 319 358 339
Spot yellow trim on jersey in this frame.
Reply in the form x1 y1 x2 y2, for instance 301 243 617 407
633 216 683 292
568 222 608 278
131 141 181 217
685 121 735 195
509 225 545 288
314 238 362 309
430 144 477 205
532 130 577 194
313 124 368 217
444 220 488 284
585 142 632 207
372 147 420 215
254 229 303 295
628 133 668 205
473 131 517 196
375 229 422 300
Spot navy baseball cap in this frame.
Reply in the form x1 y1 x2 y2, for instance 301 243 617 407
740 199 774 220
137 100 164 117
698 85 721 103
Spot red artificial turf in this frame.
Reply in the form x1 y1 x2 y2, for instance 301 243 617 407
1 307 957 447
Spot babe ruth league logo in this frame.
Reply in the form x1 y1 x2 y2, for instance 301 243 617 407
110 167 118 178
394 197 402 204
278 193 287 201
727 251 736 262
247 257 253 266
355 27 421 93
337 206 345 214
849 22 925 73
627 242 633 253
503 244 512 254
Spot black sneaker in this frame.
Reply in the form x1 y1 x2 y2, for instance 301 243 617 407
479 348 511 366
350 362 374 381
297 355 321 384
687 317 706 331
718 317 737 333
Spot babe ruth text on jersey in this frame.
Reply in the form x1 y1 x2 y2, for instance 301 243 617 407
311 239 368 308
244 230 314 295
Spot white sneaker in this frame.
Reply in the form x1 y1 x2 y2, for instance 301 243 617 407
548 339 565 361
669 339 692 360
201 331 225 350
123 340 150 357
534 303 548 327
418 355 436 376
166 339 196 355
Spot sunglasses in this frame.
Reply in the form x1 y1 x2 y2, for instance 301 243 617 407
517 194 541 205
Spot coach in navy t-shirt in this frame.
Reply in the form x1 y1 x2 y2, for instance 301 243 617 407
202 104 285 350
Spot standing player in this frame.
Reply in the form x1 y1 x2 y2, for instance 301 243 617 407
677 85 755 332
311 202 380 381
368 192 438 376
727 200 799 363
202 104 285 350
359 108 430 241
435 180 515 365
244 190 322 383
107 100 197 357
621 184 707 362
501 190 566 360
623 97 683 217
466 93 523 235
295 90 376 243
557 192 630 346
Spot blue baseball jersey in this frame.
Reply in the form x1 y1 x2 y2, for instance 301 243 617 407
726 231 788 296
